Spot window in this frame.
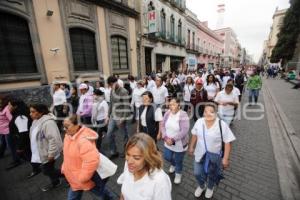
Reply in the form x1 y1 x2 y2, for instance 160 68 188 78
160 9 166 37
178 19 182 42
111 36 129 70
170 15 175 40
0 12 37 75
148 1 155 11
187 29 190 48
69 28 98 71
192 32 195 49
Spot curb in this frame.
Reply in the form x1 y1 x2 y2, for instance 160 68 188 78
263 81 300 200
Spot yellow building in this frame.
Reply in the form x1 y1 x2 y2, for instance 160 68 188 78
0 0 139 93
266 8 287 59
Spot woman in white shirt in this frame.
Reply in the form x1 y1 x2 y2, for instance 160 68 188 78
161 98 190 184
131 80 147 122
189 103 236 198
91 89 109 150
214 84 239 125
204 74 220 101
183 76 194 112
118 133 172 200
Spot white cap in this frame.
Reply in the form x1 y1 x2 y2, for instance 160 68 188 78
79 83 88 90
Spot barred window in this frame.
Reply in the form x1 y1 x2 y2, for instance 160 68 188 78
111 36 129 70
0 12 37 75
69 28 98 71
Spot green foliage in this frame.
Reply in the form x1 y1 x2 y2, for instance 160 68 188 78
271 0 300 63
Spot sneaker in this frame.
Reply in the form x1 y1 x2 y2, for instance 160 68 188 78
205 188 214 198
168 165 175 174
194 186 205 197
41 180 62 192
174 173 182 184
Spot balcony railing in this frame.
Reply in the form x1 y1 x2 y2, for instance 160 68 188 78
148 31 185 47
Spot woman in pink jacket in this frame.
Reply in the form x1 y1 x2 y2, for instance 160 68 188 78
0 95 21 169
62 115 112 200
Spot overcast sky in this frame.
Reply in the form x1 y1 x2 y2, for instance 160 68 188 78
186 0 290 62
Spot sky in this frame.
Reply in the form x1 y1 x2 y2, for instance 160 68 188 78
186 0 290 62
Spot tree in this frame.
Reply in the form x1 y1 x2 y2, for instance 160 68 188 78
271 0 300 64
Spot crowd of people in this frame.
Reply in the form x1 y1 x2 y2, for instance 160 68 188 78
0 66 264 199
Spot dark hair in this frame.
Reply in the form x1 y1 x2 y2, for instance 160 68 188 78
107 76 118 85
0 95 10 111
93 89 104 96
29 104 50 115
170 97 181 105
141 91 154 103
128 75 135 81
186 76 194 84
10 99 30 117
206 74 217 84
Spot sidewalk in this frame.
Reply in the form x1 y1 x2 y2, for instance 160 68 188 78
0 91 283 200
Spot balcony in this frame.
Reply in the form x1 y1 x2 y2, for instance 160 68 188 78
147 31 185 47
169 0 186 12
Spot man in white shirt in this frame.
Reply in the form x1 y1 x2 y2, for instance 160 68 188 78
214 84 239 125
151 76 169 107
52 81 67 131
147 75 156 91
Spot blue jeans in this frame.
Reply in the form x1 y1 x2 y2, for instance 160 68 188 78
163 147 185 174
248 89 259 104
194 158 221 190
106 118 128 154
68 174 112 200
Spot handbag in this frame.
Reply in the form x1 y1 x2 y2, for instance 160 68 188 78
202 122 224 184
96 153 118 179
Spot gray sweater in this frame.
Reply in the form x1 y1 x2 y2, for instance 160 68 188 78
30 114 63 163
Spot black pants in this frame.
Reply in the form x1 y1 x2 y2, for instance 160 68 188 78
54 105 66 132
95 120 107 151
81 116 92 126
33 160 61 185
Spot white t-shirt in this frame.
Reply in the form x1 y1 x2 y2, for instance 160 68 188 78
191 118 236 162
171 78 180 85
92 100 109 122
131 87 147 108
141 107 163 127
232 87 241 97
31 125 41 163
222 76 231 88
205 83 220 100
214 90 239 116
118 79 124 88
117 163 172 200
53 89 66 106
178 74 186 83
147 80 156 91
164 111 187 152
104 88 111 103
183 84 194 102
88 85 94 95
130 81 137 90
15 116 29 133
151 86 169 105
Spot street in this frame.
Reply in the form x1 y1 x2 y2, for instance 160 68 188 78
2 78 299 200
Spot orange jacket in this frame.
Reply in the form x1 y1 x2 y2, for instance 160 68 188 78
61 126 99 191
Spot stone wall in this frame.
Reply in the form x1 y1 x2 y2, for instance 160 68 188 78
0 85 52 107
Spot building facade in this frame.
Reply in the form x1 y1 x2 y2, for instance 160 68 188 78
137 0 187 75
265 8 287 60
214 27 241 68
0 0 139 95
185 9 223 72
